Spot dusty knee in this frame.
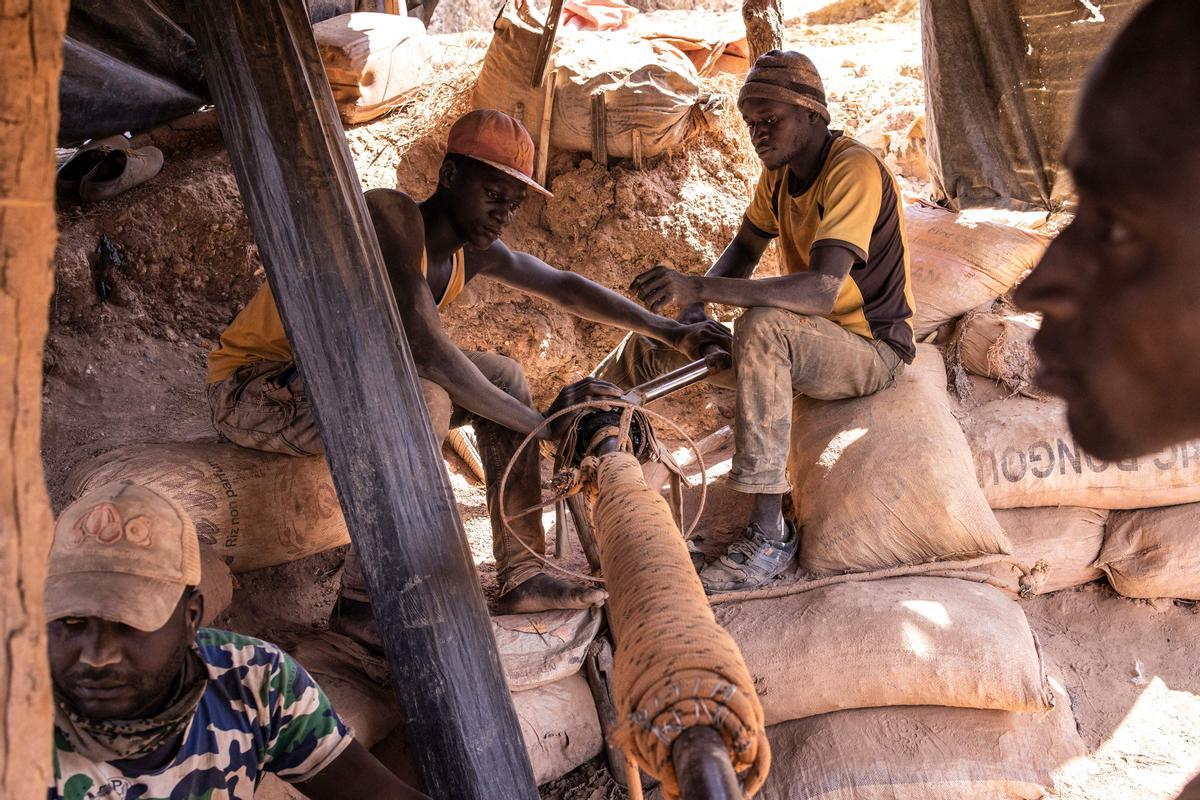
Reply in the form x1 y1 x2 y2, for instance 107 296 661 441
734 307 800 356
420 379 453 441
485 355 532 403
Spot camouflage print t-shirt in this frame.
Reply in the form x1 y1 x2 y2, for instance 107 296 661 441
49 628 353 800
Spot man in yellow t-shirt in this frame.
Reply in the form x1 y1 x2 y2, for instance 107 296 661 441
206 110 730 638
596 51 916 592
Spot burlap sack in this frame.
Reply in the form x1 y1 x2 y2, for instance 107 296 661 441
314 13 435 124
198 547 234 626
66 442 349 572
788 345 1012 575
905 203 1047 336
964 396 1200 510
713 576 1054 726
989 506 1108 596
954 307 1042 398
290 630 603 783
473 0 717 160
493 607 602 691
1098 504 1200 600
755 677 1084 799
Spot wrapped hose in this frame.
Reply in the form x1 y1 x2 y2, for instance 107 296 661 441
591 452 770 799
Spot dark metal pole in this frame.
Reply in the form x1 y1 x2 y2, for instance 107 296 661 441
672 727 741 800
188 3 539 798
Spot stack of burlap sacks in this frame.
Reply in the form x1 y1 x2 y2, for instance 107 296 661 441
743 202 1200 798
954 303 1200 604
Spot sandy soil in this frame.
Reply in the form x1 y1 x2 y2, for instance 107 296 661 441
39 0 1200 798
1029 585 1200 800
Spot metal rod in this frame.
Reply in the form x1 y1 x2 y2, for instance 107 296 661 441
622 358 712 406
672 726 741 800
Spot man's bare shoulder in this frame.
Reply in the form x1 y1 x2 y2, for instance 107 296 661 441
365 188 425 269
464 237 522 277
365 188 423 233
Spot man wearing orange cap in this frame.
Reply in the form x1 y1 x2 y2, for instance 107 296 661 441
205 109 730 633
45 481 427 800
595 50 916 591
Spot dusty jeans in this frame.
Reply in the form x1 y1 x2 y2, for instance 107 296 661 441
207 353 545 599
207 361 322 456
594 307 904 494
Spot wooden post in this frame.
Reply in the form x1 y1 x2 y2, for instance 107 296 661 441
534 67 556 187
742 0 783 63
188 3 539 798
591 91 608 164
0 1 69 797
530 0 566 88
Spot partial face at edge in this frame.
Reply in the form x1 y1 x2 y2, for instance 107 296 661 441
48 591 201 721
440 158 529 250
739 97 824 170
1015 98 1200 459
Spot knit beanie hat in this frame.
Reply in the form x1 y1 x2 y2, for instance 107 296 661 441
737 50 831 123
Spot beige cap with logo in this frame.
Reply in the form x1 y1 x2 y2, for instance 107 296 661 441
46 481 201 632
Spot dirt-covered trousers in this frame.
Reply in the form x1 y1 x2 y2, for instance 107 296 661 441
206 352 546 599
594 307 905 494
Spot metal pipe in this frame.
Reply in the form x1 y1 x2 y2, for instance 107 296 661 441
622 358 713 406
672 726 742 800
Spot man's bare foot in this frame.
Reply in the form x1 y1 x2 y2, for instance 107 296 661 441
329 596 384 653
493 573 607 615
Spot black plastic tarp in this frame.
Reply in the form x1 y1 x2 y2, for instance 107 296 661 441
921 0 1147 211
59 0 363 146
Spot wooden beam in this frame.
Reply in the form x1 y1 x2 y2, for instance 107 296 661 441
188 3 539 798
591 91 608 164
1 2 68 796
530 0 566 88
534 67 556 187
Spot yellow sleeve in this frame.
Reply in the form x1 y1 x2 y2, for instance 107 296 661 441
813 147 882 262
743 167 781 238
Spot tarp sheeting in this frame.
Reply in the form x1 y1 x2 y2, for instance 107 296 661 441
921 0 1147 211
59 0 363 146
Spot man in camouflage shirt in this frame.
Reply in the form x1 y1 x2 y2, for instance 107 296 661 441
45 481 426 800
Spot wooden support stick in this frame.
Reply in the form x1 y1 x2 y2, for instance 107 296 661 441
631 129 643 170
554 498 566 558
189 3 539 798
534 67 556 187
669 471 684 528
591 91 608 164
568 494 601 571
530 0 566 88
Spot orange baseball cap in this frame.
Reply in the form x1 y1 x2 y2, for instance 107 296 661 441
446 109 552 197
46 481 201 632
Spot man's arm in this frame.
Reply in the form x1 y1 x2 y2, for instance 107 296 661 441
634 240 856 317
676 219 773 322
295 739 428 800
477 239 731 359
365 189 547 437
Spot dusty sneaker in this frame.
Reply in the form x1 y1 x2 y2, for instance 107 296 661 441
700 521 798 593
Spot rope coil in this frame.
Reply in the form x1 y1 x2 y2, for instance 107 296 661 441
496 400 710 585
